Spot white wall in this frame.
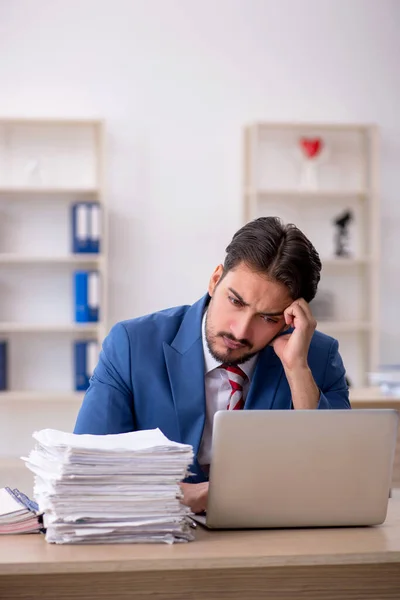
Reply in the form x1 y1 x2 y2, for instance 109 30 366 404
0 0 400 463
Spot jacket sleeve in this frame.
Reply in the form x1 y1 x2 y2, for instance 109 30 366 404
73 323 135 434
317 338 351 410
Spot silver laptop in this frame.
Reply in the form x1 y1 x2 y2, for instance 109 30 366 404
193 409 398 529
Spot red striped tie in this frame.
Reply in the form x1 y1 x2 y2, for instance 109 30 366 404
221 365 247 410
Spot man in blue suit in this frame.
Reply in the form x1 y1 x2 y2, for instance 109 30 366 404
74 217 350 513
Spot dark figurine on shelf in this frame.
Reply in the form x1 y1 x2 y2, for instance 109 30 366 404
333 210 353 257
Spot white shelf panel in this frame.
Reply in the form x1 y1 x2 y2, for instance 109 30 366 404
0 118 103 126
322 257 370 267
0 391 85 402
0 187 99 195
317 321 372 334
0 254 104 265
246 189 367 200
0 323 101 333
254 121 372 133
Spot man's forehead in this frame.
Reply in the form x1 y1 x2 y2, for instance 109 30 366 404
226 284 291 316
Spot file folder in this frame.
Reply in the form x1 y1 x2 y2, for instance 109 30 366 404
89 203 101 253
71 203 90 253
74 340 99 391
74 271 100 323
88 271 100 322
0 340 7 391
74 271 89 322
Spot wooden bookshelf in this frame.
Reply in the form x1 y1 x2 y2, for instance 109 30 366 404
243 121 380 388
0 118 107 483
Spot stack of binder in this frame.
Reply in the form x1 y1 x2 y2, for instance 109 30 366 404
23 428 195 544
71 202 101 253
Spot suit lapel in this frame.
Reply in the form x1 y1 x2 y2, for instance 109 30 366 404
163 340 206 456
245 345 287 410
163 295 209 461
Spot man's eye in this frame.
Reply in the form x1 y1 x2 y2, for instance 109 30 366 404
228 296 242 307
261 315 277 324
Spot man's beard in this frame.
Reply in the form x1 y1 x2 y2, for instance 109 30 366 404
205 311 258 366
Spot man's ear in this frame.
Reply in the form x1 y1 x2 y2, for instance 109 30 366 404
208 264 224 297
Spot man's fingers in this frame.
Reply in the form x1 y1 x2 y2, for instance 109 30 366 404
295 300 317 330
285 312 294 326
179 482 209 513
284 300 316 330
296 298 315 321
284 301 306 321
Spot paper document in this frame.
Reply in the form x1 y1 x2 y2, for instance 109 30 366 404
23 428 194 544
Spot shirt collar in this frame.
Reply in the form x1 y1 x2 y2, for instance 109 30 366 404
201 311 258 380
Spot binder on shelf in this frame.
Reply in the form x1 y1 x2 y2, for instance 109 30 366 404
71 202 102 254
71 203 90 253
89 203 101 254
88 271 100 322
74 340 99 391
74 271 89 322
74 270 100 323
0 340 8 391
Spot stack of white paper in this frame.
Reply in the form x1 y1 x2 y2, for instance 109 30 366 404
23 428 194 544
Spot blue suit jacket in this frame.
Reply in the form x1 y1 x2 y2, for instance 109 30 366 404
74 294 350 481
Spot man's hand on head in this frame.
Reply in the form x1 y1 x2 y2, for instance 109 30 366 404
271 298 317 372
271 298 320 409
179 482 209 514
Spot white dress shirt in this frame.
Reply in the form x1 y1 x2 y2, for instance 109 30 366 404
197 312 258 467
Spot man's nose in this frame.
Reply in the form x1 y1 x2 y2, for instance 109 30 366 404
230 315 253 343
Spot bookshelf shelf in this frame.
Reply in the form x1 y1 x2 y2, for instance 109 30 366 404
322 257 370 268
317 321 372 334
245 189 367 201
255 121 373 133
0 323 101 333
0 254 104 265
0 187 99 195
0 391 85 402
0 117 103 126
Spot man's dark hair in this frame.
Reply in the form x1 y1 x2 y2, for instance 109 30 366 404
223 216 321 303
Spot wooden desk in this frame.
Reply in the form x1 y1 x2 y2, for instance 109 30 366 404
350 388 400 488
1 496 400 600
